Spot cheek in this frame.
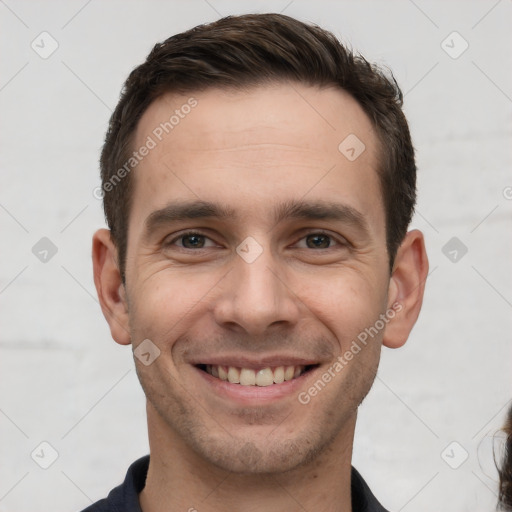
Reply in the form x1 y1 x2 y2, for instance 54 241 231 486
295 270 388 348
127 269 220 341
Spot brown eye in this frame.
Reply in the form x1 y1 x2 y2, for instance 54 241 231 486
166 231 217 249
181 233 206 248
305 233 333 249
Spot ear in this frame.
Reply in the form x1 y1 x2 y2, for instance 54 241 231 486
92 228 131 345
383 229 429 349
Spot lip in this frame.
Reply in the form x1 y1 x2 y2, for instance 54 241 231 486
188 355 319 370
193 363 321 405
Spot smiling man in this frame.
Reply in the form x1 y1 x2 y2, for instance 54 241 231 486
86 13 428 512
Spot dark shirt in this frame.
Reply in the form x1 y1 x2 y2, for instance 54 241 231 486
80 455 389 512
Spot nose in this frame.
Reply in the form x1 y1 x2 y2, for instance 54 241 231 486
212 245 302 337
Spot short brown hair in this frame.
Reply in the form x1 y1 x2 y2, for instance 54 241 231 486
498 405 512 510
100 13 416 282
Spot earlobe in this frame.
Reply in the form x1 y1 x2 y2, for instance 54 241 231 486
92 228 131 345
383 229 429 349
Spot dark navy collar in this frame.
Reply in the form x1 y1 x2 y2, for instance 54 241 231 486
80 455 389 512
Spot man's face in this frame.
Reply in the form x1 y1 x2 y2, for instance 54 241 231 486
123 83 393 473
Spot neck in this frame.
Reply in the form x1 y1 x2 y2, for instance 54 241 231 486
139 403 356 512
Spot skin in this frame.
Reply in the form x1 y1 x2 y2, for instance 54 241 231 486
93 83 428 512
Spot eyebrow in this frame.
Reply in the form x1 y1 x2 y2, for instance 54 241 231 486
142 199 369 238
273 199 369 234
143 201 236 238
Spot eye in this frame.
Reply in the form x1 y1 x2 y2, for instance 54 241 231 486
166 231 217 249
295 232 346 249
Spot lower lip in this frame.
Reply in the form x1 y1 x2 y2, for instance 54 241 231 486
194 366 317 405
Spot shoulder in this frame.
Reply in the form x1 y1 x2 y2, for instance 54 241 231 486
77 455 150 512
351 467 390 512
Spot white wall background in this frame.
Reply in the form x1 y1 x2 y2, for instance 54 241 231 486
1 1 511 511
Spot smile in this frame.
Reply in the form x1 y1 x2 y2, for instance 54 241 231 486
196 364 317 386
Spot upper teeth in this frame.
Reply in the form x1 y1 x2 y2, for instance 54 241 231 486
205 365 305 386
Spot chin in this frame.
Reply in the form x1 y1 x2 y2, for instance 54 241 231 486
189 431 332 475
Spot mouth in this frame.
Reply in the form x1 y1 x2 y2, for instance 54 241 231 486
195 364 319 387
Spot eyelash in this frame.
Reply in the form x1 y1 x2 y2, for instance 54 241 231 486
165 230 349 250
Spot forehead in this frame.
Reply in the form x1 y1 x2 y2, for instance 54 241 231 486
129 83 383 233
